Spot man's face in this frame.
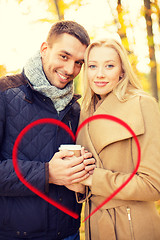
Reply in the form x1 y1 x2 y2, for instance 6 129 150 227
40 33 87 89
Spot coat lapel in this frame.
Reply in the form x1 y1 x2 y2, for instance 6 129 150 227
77 93 145 156
89 93 144 154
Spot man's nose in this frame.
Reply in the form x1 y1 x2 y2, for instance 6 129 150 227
64 62 75 76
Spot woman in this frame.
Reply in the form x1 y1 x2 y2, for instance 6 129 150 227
76 39 160 240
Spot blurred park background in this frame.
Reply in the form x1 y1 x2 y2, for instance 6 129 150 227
1 0 160 101
0 0 160 239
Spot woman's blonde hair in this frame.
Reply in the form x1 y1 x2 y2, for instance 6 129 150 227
81 38 145 111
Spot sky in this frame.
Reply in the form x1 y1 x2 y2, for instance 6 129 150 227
0 0 159 73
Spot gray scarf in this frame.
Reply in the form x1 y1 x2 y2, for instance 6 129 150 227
24 51 74 112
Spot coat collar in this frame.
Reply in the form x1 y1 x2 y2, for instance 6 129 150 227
79 92 144 155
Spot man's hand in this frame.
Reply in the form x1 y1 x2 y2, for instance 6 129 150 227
49 150 90 185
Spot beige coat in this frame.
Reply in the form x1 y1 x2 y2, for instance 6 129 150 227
77 93 160 240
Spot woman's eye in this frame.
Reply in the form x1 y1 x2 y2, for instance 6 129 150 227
106 64 114 68
88 65 96 69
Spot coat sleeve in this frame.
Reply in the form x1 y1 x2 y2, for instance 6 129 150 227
91 96 160 201
0 91 47 197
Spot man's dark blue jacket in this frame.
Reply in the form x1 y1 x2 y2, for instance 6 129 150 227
0 73 82 239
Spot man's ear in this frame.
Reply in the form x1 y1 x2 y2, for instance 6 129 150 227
40 42 48 57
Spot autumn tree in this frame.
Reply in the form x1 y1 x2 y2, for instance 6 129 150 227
154 0 160 27
46 0 84 21
143 0 158 100
117 0 130 51
0 65 7 77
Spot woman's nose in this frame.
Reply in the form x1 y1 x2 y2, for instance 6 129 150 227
97 67 105 78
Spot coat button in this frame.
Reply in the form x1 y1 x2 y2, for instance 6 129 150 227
16 231 20 236
58 232 61 236
23 232 27 236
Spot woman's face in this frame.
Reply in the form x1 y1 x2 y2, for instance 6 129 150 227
87 46 123 98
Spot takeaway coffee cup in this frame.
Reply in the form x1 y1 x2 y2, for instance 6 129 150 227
59 144 81 157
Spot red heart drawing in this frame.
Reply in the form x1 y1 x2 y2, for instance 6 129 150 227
12 115 141 221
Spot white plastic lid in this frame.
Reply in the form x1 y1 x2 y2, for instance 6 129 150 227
59 144 81 150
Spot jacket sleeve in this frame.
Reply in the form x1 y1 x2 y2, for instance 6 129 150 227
0 91 48 197
91 96 160 201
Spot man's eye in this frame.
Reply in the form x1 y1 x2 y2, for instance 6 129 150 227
76 62 83 66
61 55 68 60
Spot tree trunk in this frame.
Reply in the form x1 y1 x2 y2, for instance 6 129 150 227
144 0 158 101
154 0 160 27
117 0 130 51
54 0 64 20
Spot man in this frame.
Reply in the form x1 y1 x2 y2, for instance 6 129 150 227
0 21 94 240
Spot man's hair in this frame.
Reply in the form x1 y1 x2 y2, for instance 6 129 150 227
46 20 90 47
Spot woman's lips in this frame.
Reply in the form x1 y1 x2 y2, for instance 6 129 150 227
94 81 108 87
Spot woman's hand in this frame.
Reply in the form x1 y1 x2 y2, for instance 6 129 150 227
81 147 96 175
65 183 85 194
81 175 93 186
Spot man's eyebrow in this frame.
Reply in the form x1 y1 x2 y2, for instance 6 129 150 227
60 50 84 63
60 50 72 56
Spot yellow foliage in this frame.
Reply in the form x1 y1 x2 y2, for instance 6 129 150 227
0 65 7 77
149 60 156 68
157 64 160 89
155 201 160 215
44 0 85 20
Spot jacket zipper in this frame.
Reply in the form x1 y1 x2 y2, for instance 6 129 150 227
69 120 72 131
127 207 135 240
